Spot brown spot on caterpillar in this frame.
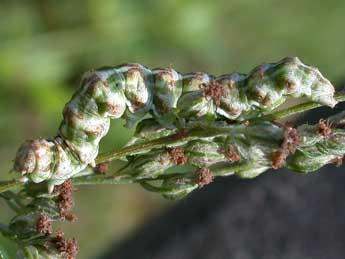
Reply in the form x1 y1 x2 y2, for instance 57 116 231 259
36 214 53 235
62 106 84 127
86 124 105 138
102 80 109 88
284 79 296 93
83 73 100 88
127 65 144 75
54 180 76 221
133 95 145 108
106 102 121 116
94 162 109 174
329 156 343 167
196 167 214 188
51 230 78 259
225 145 241 162
201 81 226 105
317 119 332 137
167 78 175 88
167 147 186 165
271 125 300 169
262 95 272 106
155 69 176 88
84 74 107 94
227 79 235 89
251 88 266 104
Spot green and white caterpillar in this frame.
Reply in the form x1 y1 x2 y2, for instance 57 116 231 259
13 57 337 191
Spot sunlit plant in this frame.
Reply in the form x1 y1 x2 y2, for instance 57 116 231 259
1 57 344 258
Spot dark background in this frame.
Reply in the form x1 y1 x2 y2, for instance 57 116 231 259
0 1 345 258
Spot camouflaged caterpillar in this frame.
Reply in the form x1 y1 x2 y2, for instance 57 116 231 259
13 57 337 192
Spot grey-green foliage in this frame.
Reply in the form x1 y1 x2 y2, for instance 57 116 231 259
12 57 336 193
5 57 344 257
0 195 64 259
132 112 345 199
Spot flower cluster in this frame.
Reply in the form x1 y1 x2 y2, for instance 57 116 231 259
2 57 344 258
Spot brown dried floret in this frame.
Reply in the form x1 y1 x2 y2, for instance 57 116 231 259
271 125 300 169
64 214 78 222
94 162 109 174
201 81 226 105
196 167 214 188
225 145 241 162
36 214 53 235
317 119 332 137
52 231 78 259
271 150 287 170
167 147 186 165
281 125 300 154
54 180 75 220
329 156 343 167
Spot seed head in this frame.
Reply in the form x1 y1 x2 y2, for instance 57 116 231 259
167 147 186 165
36 214 53 235
196 167 214 188
317 119 332 137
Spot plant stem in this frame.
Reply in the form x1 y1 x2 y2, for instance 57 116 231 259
72 162 253 187
0 180 24 194
0 223 12 237
1 94 345 193
96 127 223 164
257 93 345 122
97 93 345 164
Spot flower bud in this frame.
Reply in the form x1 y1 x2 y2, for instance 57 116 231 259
184 140 225 167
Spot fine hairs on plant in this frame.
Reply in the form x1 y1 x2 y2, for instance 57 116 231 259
1 57 345 258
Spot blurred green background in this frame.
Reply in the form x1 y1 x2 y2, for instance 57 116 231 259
1 0 345 258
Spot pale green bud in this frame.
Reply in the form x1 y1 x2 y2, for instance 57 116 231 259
184 140 225 167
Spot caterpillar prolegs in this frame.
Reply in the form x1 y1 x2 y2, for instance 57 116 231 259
13 57 337 191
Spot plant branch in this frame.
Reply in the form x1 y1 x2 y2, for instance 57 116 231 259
1 94 345 194
97 93 345 164
0 180 24 194
255 93 345 122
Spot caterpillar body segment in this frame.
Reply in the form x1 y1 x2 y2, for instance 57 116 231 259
13 57 337 191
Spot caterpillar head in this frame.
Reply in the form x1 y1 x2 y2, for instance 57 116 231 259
13 139 55 183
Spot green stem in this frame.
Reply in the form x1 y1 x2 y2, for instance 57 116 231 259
257 93 345 122
0 180 24 194
0 223 12 238
96 127 222 164
72 174 134 186
0 192 25 213
73 162 253 187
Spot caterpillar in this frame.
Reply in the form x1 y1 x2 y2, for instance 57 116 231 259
13 57 337 192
